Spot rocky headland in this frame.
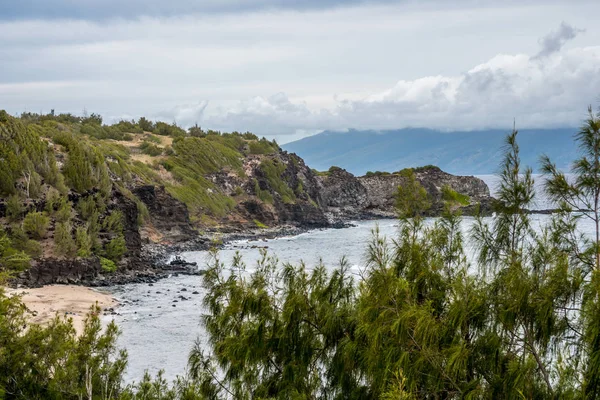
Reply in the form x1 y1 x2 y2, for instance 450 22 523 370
0 111 494 287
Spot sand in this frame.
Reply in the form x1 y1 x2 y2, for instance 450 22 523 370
5 285 117 335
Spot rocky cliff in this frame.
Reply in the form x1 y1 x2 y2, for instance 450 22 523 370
317 166 493 219
0 110 496 287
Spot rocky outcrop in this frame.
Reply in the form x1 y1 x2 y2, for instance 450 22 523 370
318 166 493 219
109 188 142 266
133 185 197 243
19 257 102 287
238 152 328 228
317 167 369 220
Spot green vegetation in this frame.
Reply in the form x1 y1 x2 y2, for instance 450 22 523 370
2 105 600 398
441 185 470 206
364 170 391 177
76 226 93 257
104 234 127 262
253 178 274 204
54 221 76 257
258 158 296 204
395 168 431 217
100 256 117 273
139 141 163 156
0 109 293 276
247 138 279 155
22 211 50 239
253 219 268 229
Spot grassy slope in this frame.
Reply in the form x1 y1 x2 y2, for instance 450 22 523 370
0 111 292 274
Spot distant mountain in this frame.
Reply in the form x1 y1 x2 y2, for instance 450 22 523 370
282 128 578 175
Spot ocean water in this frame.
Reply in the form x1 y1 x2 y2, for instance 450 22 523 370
105 174 592 383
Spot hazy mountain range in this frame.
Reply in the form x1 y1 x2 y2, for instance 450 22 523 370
283 128 579 175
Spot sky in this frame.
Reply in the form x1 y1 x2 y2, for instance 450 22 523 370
1 0 599 143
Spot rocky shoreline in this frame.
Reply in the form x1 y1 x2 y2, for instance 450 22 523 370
12 204 561 289
10 164 498 289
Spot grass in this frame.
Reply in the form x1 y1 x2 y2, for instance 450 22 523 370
259 158 296 204
441 185 470 206
253 219 268 229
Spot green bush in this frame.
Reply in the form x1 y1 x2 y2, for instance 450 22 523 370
138 116 154 132
395 169 431 218
54 199 73 223
75 226 93 258
139 141 163 156
22 239 42 259
99 256 117 273
253 219 268 229
0 233 30 275
254 178 273 204
102 210 124 233
22 212 50 239
364 170 390 177
259 158 295 204
77 195 106 220
6 195 24 222
54 222 76 257
112 119 143 134
441 185 470 206
144 134 162 144
153 121 186 138
104 234 126 261
247 138 278 155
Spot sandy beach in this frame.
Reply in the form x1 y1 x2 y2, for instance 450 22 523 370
5 285 117 335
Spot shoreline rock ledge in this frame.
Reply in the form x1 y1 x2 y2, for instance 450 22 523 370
317 165 494 220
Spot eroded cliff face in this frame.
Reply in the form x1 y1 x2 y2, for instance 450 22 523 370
9 147 494 287
318 166 493 219
133 185 197 243
208 152 328 230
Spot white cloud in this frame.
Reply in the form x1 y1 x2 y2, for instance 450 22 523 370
173 42 600 141
0 4 599 141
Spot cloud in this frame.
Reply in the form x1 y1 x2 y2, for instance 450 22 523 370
172 42 599 140
535 21 584 58
0 5 598 142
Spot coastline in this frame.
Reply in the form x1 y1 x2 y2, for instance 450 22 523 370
4 285 117 335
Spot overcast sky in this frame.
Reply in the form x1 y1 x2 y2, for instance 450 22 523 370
1 1 599 143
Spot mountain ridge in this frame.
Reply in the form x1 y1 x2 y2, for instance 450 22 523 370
282 127 578 175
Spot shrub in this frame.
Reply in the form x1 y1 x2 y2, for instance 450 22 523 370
77 195 106 220
253 219 268 229
139 141 163 156
102 210 124 233
22 212 50 239
75 226 93 258
138 116 154 132
248 138 278 155
22 239 42 258
144 134 162 144
104 234 126 261
99 256 117 273
365 170 390 177
254 179 273 204
153 121 186 138
54 222 76 257
112 119 143 134
55 199 73 223
395 169 430 218
188 124 205 137
259 159 295 204
6 195 24 222
44 187 61 213
441 185 470 206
